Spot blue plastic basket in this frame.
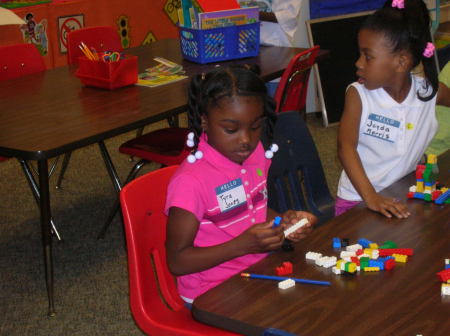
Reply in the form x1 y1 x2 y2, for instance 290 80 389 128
179 22 260 64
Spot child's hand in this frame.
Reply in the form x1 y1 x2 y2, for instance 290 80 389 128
281 210 317 242
365 194 410 219
239 221 284 254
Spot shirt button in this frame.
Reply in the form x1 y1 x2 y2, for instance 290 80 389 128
249 204 253 210
251 218 255 223
241 169 246 174
244 181 249 186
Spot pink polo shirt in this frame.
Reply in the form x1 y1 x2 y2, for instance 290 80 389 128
165 135 271 302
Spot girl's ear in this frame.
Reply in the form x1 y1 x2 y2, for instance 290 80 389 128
397 52 413 72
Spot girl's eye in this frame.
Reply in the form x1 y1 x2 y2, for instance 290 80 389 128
251 124 262 131
224 128 237 134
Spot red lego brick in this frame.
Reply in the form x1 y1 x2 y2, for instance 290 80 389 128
384 258 396 271
431 190 442 200
351 256 360 265
379 248 414 256
355 249 363 256
276 261 293 276
407 191 414 199
437 269 450 282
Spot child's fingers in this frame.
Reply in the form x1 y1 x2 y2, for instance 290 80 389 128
381 199 410 219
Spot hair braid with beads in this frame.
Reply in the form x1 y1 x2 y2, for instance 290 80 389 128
187 64 277 153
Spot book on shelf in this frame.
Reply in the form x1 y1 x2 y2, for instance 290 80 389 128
136 57 188 88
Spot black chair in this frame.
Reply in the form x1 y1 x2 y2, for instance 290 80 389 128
267 111 334 226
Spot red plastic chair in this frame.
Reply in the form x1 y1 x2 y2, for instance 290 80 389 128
120 166 239 335
273 45 320 116
66 26 122 64
0 43 45 81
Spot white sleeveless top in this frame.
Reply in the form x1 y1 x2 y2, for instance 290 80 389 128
337 75 438 201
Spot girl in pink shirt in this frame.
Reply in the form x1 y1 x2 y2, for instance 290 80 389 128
165 65 317 303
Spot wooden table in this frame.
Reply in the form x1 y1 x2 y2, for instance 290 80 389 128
193 151 450 336
0 38 315 316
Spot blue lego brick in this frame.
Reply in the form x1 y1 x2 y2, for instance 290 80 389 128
435 189 450 205
332 237 341 248
413 192 425 199
358 238 372 248
369 259 384 270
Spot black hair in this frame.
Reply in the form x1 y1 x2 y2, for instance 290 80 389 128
187 64 277 152
361 0 438 101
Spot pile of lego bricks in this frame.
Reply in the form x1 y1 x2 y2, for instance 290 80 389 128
306 238 413 275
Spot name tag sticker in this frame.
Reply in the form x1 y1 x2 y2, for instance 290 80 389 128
215 178 247 213
363 113 400 143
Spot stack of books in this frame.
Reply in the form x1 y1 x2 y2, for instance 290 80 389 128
179 0 259 29
136 57 187 88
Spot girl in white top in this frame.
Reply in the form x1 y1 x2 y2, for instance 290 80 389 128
336 0 450 218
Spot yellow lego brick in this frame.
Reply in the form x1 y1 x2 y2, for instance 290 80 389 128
369 243 378 249
392 253 408 263
427 154 437 164
363 267 380 272
441 187 449 193
336 259 345 271
416 181 424 192
346 262 357 273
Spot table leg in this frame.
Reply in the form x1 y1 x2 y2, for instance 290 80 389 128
38 159 56 317
98 141 122 193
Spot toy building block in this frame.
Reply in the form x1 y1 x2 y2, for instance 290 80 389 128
284 218 308 237
344 262 357 273
435 189 450 205
332 237 341 248
278 278 295 290
364 248 379 259
355 249 364 256
363 267 380 272
340 251 356 259
321 256 337 268
341 238 349 247
357 238 372 248
380 240 398 249
273 216 282 228
332 267 341 275
392 254 408 263
378 248 414 256
369 243 379 249
305 251 322 261
276 261 293 276
384 258 396 271
442 283 450 296
445 259 450 270
346 244 363 252
437 269 450 282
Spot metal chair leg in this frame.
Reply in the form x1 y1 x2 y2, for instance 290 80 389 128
97 159 148 239
55 152 72 189
18 159 62 241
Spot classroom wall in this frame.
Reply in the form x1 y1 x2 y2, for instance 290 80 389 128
0 0 179 68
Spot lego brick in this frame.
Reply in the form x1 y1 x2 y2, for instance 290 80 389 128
378 248 414 256
437 269 450 282
442 283 450 296
278 278 295 290
384 258 396 270
357 238 372 248
369 243 379 249
392 254 408 263
379 240 397 249
363 267 380 272
305 251 322 261
332 266 341 275
276 261 293 276
346 244 363 252
332 237 341 248
284 218 308 237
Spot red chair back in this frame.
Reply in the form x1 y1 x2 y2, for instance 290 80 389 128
274 45 320 113
67 26 122 64
0 43 45 81
120 166 239 335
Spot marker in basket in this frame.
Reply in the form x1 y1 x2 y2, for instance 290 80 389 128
241 273 331 286
79 42 97 61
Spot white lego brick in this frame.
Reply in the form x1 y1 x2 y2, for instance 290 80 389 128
409 185 417 192
278 278 295 290
332 267 341 274
305 251 322 261
322 256 337 268
340 251 355 258
284 218 309 237
442 284 450 296
315 256 327 266
346 244 363 252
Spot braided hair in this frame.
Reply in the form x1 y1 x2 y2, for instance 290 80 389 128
187 64 277 152
361 0 438 101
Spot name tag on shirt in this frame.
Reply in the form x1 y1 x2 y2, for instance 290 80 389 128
215 178 247 213
363 113 400 143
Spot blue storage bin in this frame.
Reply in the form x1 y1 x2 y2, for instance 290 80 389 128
179 22 260 64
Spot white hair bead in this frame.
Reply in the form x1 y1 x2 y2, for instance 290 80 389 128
194 150 203 159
